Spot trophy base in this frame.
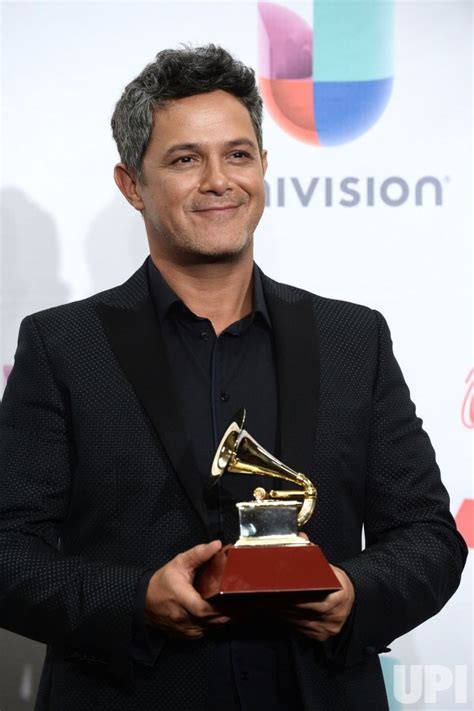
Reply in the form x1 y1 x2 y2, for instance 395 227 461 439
196 543 342 607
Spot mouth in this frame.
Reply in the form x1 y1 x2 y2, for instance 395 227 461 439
193 204 242 215
194 204 242 222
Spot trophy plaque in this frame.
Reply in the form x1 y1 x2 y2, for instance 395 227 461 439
196 410 341 605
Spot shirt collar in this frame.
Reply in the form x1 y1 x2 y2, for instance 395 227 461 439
147 256 272 330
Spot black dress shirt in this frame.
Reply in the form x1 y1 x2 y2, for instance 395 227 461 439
134 258 302 710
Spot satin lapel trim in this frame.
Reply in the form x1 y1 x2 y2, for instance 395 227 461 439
96 298 208 531
264 289 320 479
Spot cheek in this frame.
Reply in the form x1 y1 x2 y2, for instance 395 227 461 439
247 184 266 216
159 184 195 218
246 177 266 203
147 192 182 226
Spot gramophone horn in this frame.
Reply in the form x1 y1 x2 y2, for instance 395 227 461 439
211 409 317 527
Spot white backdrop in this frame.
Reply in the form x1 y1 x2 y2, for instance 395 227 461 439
1 1 472 709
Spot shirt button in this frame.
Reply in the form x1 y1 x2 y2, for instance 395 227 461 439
200 331 209 341
220 392 230 402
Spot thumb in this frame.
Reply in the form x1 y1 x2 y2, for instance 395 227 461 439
179 540 222 572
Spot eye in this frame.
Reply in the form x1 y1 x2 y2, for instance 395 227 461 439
229 150 253 162
173 156 194 164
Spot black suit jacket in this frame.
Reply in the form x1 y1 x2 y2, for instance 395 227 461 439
0 262 467 710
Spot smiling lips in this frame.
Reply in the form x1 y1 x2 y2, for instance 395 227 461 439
193 204 242 214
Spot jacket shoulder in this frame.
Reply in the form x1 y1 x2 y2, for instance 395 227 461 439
262 272 379 329
26 263 148 330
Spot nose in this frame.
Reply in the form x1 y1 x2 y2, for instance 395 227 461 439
199 158 232 195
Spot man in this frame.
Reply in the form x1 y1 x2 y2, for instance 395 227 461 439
0 45 467 710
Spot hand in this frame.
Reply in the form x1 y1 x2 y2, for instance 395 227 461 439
280 564 355 642
145 540 231 640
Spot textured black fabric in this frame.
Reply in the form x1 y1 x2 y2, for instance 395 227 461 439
0 261 467 711
146 258 300 710
147 258 279 520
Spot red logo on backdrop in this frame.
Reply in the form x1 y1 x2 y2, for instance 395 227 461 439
461 368 474 428
456 499 474 549
456 370 474 547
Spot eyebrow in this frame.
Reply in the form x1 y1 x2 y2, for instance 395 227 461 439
162 138 258 159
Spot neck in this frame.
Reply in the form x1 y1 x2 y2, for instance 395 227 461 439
150 252 254 336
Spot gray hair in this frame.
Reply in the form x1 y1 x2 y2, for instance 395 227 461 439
111 44 263 182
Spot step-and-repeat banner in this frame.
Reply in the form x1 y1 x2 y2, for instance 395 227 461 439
1 1 472 708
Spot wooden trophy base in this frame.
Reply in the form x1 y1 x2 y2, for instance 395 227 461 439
196 543 342 610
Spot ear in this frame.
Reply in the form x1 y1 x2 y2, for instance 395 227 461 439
261 149 268 176
114 163 145 211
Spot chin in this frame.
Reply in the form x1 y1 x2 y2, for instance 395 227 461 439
178 237 253 264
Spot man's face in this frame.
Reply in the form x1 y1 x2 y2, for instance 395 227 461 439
136 90 267 264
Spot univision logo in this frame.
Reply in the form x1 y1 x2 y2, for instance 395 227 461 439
264 175 445 207
258 1 394 145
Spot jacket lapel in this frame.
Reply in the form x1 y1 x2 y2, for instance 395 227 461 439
96 270 208 531
262 275 320 480
94 263 319 528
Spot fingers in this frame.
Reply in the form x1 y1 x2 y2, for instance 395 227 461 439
147 584 230 639
145 540 231 640
207 615 232 625
282 590 345 617
177 582 225 620
279 566 355 642
178 540 223 573
282 566 354 618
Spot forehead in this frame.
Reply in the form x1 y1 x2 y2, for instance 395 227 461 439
151 90 258 148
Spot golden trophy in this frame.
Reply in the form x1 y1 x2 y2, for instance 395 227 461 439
196 410 341 605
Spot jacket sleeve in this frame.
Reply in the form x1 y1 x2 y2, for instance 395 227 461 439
0 315 152 678
334 310 467 667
